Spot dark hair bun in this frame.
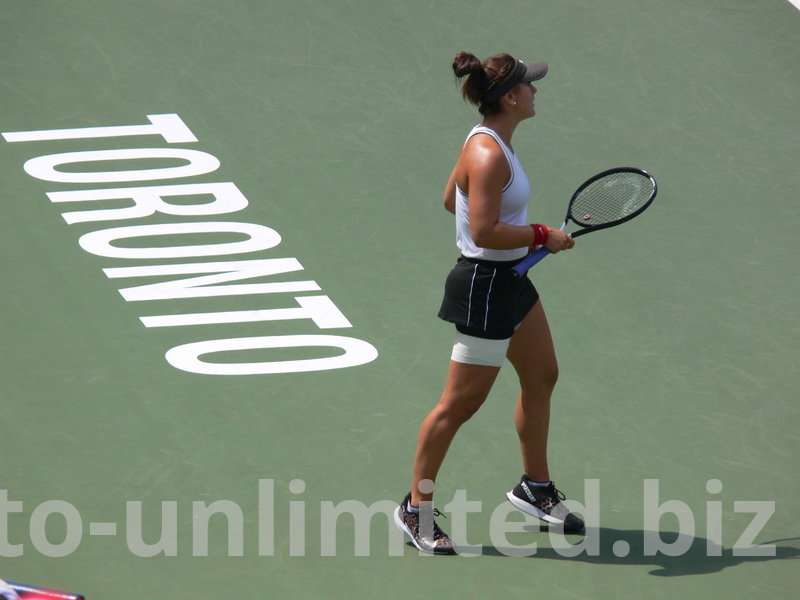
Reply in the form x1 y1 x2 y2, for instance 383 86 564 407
452 52 517 115
452 51 483 79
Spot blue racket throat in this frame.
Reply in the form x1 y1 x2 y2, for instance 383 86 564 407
512 246 551 277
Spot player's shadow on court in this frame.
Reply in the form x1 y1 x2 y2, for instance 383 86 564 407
479 528 800 576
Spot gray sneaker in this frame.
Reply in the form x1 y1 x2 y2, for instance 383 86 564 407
506 477 585 532
393 492 457 555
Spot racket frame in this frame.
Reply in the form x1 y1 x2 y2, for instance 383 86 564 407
511 167 657 278
565 167 657 237
7 582 85 600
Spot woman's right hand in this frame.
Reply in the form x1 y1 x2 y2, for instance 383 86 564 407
544 228 575 254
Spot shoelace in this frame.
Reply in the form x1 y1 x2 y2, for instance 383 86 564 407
430 509 451 542
409 506 450 542
549 484 566 502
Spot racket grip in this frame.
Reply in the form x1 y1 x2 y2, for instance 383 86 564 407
511 246 551 278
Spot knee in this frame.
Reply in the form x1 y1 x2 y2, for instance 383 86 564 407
520 360 559 393
453 402 483 424
545 362 559 388
435 392 486 426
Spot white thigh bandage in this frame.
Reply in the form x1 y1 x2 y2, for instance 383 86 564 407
450 331 510 367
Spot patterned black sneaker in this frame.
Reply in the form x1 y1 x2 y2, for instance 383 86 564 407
506 476 585 532
393 492 457 555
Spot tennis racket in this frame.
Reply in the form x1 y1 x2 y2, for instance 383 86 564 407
511 167 657 278
4 582 84 600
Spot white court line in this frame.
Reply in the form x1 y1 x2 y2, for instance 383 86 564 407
789 0 800 10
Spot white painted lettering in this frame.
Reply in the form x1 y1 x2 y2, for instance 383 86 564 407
78 222 281 260
105 258 318 301
24 148 219 183
2 113 197 144
49 182 248 224
140 295 352 329
165 335 380 375
2 112 380 375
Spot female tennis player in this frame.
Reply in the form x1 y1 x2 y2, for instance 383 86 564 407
394 51 584 554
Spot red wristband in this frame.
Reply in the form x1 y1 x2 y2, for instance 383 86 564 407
530 224 549 246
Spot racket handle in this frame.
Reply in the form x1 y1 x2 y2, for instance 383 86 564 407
511 246 551 278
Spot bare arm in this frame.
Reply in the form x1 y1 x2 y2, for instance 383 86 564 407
459 135 573 252
443 169 457 214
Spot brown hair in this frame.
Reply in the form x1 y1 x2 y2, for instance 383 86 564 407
452 52 518 116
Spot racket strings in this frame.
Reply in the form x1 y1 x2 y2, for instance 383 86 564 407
570 172 655 227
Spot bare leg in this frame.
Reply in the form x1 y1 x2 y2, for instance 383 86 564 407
506 301 559 482
410 359 501 506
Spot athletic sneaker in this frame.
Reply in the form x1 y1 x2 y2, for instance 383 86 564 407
506 476 585 532
394 492 457 555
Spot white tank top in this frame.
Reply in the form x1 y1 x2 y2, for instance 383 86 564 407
454 125 531 261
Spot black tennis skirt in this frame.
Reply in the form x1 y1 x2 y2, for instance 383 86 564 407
438 255 540 340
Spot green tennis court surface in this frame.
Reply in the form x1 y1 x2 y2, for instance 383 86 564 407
2 1 798 598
